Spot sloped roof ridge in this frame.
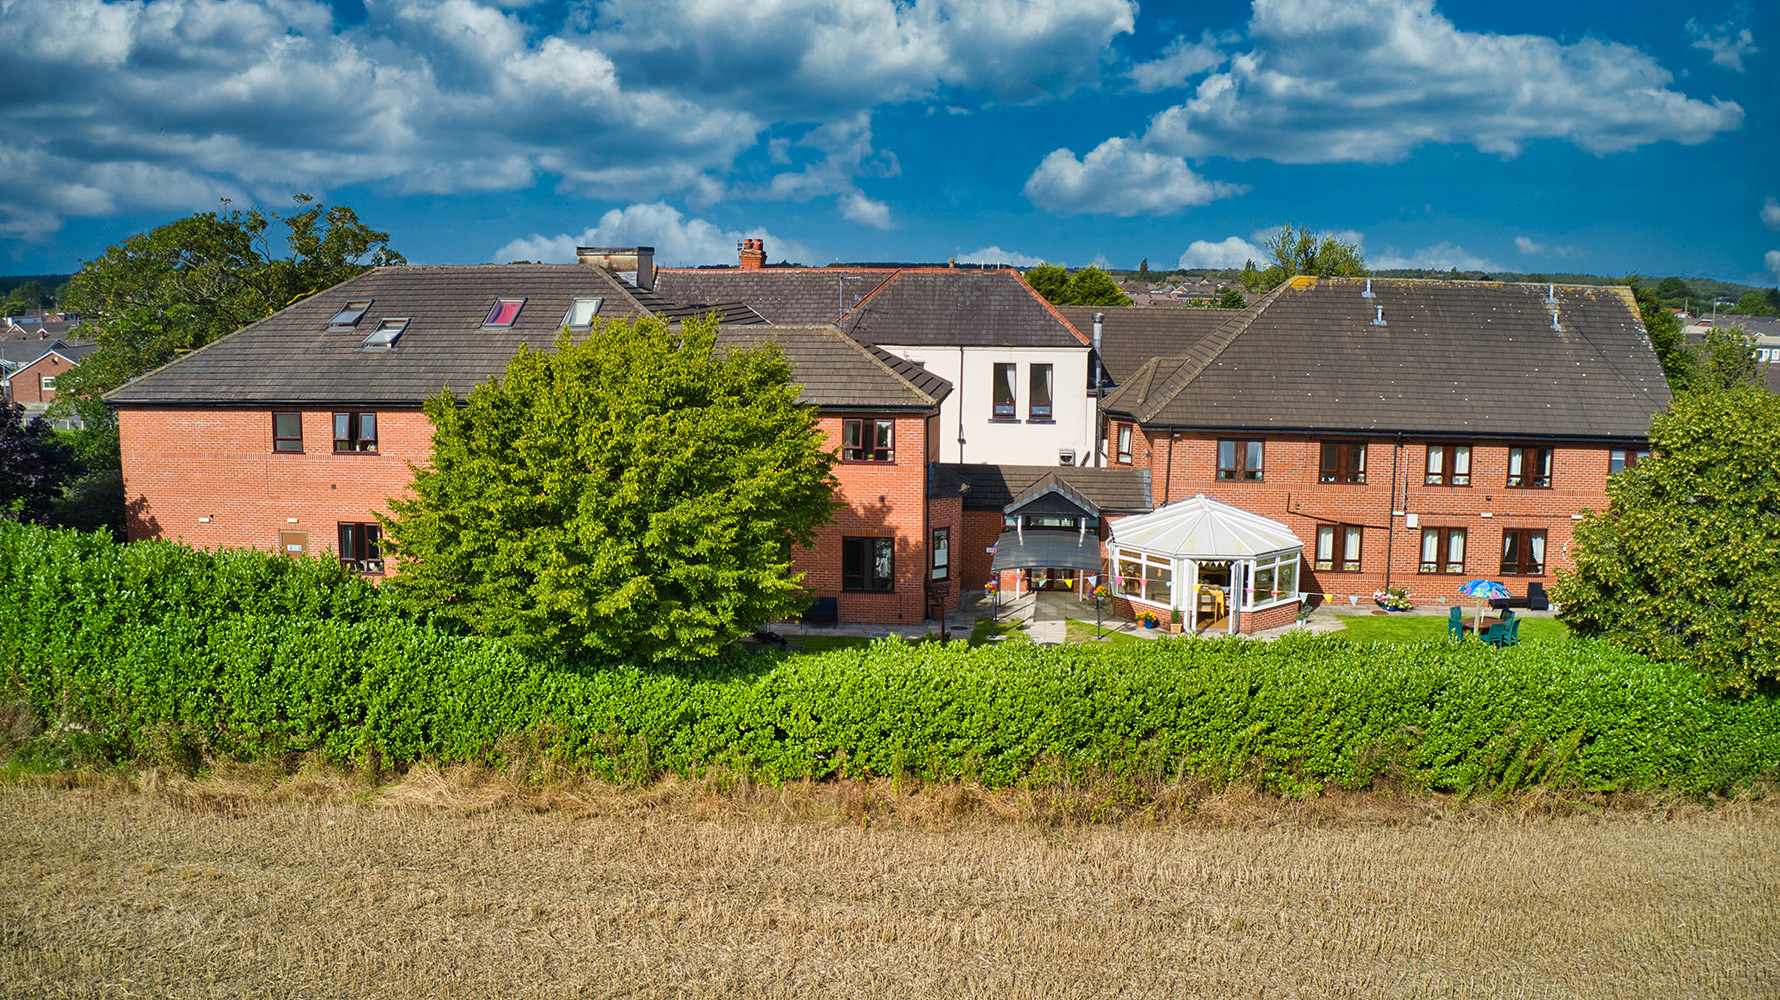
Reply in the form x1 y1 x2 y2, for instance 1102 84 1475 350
1133 280 1297 424
1007 471 1100 515
843 329 949 406
1008 269 1091 347
1102 355 1161 414
837 268 905 326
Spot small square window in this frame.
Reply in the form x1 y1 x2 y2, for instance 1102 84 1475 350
562 297 603 329
326 299 373 330
333 411 378 453
362 318 408 348
273 412 303 453
483 297 525 327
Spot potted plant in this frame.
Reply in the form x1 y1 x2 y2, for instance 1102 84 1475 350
1136 610 1160 629
1167 608 1183 633
1372 585 1414 611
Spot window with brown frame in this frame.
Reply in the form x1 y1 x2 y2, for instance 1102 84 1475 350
842 417 895 462
1116 424 1133 464
1029 363 1053 420
1609 448 1649 474
1314 523 1363 572
1500 528 1546 575
1424 443 1471 486
1217 439 1264 481
842 536 895 591
930 527 950 581
337 522 383 574
273 412 303 453
1507 446 1553 488
1418 527 1466 574
333 412 377 453
992 362 1017 419
1319 441 1367 484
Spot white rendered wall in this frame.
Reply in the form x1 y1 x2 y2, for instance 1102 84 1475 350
883 345 1092 466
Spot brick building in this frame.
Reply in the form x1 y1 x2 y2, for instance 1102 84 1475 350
1096 277 1670 614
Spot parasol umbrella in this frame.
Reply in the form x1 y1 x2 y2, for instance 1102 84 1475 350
1457 579 1509 637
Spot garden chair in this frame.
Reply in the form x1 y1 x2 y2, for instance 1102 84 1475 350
1447 606 1465 640
1483 617 1521 648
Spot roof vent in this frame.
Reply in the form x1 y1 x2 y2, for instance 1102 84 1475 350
1550 309 1562 332
1371 305 1387 327
1545 283 1558 306
1361 277 1375 299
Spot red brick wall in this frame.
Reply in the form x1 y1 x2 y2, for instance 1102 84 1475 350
1239 601 1300 634
9 353 76 404
925 494 963 616
118 407 430 557
1124 430 1624 604
958 509 1006 591
793 413 935 625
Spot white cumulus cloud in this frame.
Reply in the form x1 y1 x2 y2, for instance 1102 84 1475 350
1374 242 1505 272
1144 0 1741 165
838 193 894 229
1022 138 1247 215
1767 250 1780 283
1176 235 1268 269
956 246 1045 267
1127 31 1231 92
1688 13 1759 72
1763 197 1780 230
491 202 813 268
1514 236 1583 259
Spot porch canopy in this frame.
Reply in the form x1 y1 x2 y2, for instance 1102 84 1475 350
1105 494 1304 633
990 471 1105 573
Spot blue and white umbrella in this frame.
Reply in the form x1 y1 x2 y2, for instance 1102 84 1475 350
1457 579 1509 636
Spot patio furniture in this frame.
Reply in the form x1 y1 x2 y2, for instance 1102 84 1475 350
1489 582 1550 612
1447 606 1465 639
801 596 838 625
1482 616 1521 647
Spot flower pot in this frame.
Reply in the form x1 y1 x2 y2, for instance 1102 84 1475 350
1166 622 1183 634
1143 620 1157 629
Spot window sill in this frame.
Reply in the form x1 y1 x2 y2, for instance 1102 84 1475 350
1505 484 1553 490
841 589 897 595
988 417 1020 423
273 449 306 455
841 459 897 465
1422 482 1472 488
1026 417 1055 424
1316 480 1369 486
332 449 381 455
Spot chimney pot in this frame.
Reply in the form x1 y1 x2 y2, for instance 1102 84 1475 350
738 238 766 270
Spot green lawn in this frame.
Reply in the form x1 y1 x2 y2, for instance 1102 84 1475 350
795 634 873 653
1064 619 1148 645
969 616 1025 646
1334 612 1571 643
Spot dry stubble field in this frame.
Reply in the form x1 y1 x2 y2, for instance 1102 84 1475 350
2 768 1777 999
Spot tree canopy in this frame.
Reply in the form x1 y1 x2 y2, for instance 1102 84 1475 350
1553 387 1780 694
55 196 404 407
1633 286 1760 395
0 404 81 526
381 314 838 663
1023 263 1132 307
1238 225 1368 291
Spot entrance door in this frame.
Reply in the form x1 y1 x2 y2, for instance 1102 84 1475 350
277 530 308 557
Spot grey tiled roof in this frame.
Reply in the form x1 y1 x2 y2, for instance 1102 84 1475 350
653 269 896 324
714 325 950 409
1102 278 1670 440
934 463 1153 512
843 270 1089 348
1058 305 1235 384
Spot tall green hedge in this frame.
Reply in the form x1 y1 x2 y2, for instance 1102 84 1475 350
3 523 1777 795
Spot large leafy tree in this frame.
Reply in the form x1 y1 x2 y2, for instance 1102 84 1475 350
1243 225 1368 291
1553 387 1780 693
55 196 404 406
0 404 81 525
382 315 838 663
1023 263 1132 307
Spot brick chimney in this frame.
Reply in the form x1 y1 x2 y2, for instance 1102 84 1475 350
737 238 766 271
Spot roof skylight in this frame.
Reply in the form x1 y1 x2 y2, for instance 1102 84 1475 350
562 297 603 329
326 299 373 331
483 297 525 327
362 317 408 348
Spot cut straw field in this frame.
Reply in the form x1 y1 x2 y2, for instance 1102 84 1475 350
3 769 1777 999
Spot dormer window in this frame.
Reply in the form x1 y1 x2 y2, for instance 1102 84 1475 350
483 297 525 327
562 297 603 329
362 317 408 348
326 299 373 330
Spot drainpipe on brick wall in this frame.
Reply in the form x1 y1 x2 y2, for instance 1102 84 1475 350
1384 433 1402 589
956 346 966 462
1163 432 1176 505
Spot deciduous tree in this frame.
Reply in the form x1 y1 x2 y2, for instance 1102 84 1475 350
0 403 80 525
381 315 838 663
1064 266 1131 307
1251 225 1368 290
1554 387 1780 693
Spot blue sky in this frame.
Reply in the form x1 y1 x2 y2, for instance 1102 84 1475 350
2 0 1775 285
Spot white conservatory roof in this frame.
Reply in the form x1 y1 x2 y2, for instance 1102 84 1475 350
1108 494 1304 560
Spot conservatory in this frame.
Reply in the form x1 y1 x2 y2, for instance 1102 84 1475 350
1105 494 1305 634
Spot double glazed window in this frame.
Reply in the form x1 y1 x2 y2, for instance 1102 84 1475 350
842 418 895 463
1217 440 1264 481
1029 363 1053 420
1507 447 1553 488
1609 449 1649 474
930 527 950 581
1116 425 1133 464
338 522 383 574
1314 524 1363 572
842 537 895 592
1251 554 1299 608
1319 441 1367 484
992 363 1017 419
1418 527 1466 574
1500 529 1546 575
1424 443 1471 486
333 412 378 453
1114 551 1173 605
273 412 303 453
